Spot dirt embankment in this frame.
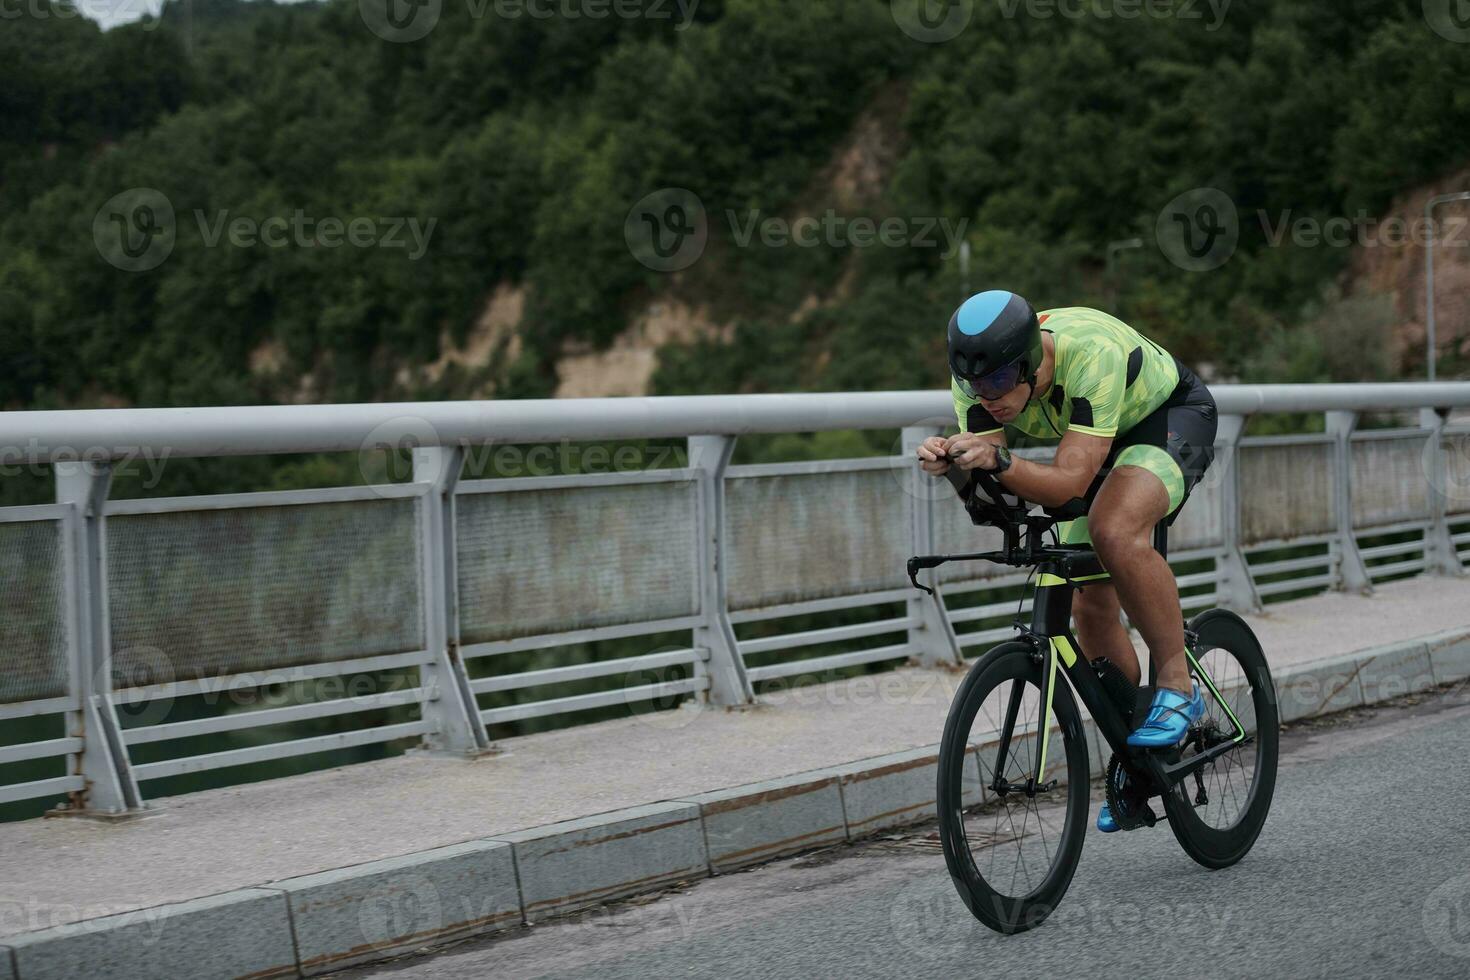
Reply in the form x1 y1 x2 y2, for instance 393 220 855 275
1348 166 1470 374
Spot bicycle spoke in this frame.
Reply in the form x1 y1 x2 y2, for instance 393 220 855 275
958 663 1074 902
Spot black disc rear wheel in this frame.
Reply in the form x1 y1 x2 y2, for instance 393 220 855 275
937 641 1090 934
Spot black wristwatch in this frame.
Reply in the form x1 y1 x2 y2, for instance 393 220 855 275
989 446 1013 474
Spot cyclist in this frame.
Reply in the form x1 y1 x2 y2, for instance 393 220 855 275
915 290 1218 832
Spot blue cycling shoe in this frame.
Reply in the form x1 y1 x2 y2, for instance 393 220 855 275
1096 767 1127 833
1126 682 1205 748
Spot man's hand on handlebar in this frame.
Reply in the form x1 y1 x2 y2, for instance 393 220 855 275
915 435 952 476
944 433 999 472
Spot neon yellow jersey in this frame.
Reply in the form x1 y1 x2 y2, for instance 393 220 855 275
951 307 1179 440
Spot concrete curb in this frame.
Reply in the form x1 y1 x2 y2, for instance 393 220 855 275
680 773 846 873
1426 627 1470 685
6 625 1468 978
5 889 295 980
492 802 707 921
266 840 520 976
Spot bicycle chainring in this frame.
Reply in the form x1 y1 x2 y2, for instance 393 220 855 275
1105 753 1157 831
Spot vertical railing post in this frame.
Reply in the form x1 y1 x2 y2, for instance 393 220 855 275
901 426 963 666
412 447 490 754
688 436 753 706
1419 407 1465 576
1326 411 1373 594
55 460 141 815
1213 414 1261 613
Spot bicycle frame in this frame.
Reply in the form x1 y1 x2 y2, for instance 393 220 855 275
907 468 1248 801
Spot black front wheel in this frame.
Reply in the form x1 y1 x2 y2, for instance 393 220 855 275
1161 608 1280 868
936 640 1090 934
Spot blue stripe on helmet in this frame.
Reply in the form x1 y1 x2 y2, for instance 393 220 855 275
955 290 1014 336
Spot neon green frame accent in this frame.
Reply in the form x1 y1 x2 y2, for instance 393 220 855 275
1037 571 1111 588
1052 634 1079 668
1036 635 1079 781
1036 640 1060 782
1186 647 1247 742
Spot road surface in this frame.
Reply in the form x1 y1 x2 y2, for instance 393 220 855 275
334 686 1470 979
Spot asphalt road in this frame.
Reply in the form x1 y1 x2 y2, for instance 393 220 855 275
336 687 1470 980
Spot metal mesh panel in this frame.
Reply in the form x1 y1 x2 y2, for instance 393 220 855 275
1170 474 1224 551
1351 435 1430 529
457 481 699 644
108 499 423 686
931 491 1008 585
1239 441 1336 543
1442 434 1470 516
726 467 910 610
0 520 69 704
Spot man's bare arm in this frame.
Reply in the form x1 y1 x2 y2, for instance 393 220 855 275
947 429 1110 509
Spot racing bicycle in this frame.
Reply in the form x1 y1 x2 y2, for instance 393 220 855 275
907 464 1279 934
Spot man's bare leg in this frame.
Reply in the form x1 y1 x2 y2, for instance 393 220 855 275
1071 583 1141 686
1087 466 1192 695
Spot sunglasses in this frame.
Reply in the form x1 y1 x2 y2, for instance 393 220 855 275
960 362 1024 401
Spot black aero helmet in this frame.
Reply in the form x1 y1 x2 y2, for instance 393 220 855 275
946 290 1043 399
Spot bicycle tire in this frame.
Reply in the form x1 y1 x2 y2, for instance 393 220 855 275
936 641 1090 934
1162 608 1280 869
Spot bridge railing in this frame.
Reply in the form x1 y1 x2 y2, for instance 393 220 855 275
1 385 1468 815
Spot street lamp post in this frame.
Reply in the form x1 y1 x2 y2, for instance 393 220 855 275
1424 191 1470 382
1106 238 1143 314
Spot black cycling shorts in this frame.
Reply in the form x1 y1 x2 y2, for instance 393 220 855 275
1060 359 1217 543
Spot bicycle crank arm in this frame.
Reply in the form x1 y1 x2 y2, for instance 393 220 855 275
1148 734 1255 787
